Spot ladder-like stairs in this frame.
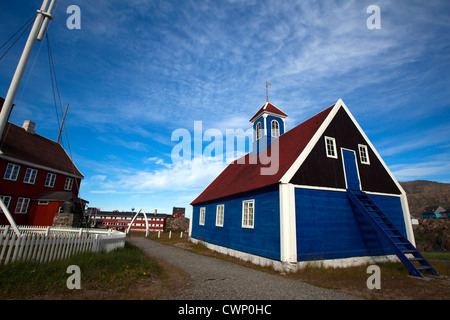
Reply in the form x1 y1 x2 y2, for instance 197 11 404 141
347 189 440 278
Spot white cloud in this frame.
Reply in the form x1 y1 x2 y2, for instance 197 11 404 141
391 160 450 183
88 158 227 194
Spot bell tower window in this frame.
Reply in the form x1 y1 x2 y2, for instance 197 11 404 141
271 120 280 138
256 122 262 140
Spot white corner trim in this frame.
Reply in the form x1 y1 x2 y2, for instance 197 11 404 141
189 205 193 238
279 183 297 263
400 193 416 246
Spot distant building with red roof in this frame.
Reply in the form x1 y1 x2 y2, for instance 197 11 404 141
189 98 415 272
0 97 86 227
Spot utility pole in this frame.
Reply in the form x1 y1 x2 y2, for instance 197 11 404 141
0 0 57 149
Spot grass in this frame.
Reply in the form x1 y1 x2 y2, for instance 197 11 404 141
149 231 450 300
0 242 163 299
422 251 450 261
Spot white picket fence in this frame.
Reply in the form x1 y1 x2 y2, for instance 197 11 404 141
0 225 126 266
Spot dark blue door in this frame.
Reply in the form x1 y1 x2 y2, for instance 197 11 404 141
342 149 361 190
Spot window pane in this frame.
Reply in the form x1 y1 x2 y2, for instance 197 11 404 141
4 163 20 181
325 137 337 158
15 198 30 214
271 120 279 138
24 168 37 184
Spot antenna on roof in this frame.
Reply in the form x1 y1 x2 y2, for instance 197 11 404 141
266 82 271 102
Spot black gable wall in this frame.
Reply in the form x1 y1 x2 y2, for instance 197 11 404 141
290 107 401 194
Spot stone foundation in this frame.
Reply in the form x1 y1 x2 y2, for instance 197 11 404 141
52 213 80 228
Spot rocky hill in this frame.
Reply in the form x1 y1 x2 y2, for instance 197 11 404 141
414 218 450 251
399 180 450 218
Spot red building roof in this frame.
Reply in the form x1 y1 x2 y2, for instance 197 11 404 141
0 98 83 178
0 122 83 178
191 105 334 205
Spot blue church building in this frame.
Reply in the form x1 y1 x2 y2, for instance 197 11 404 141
190 99 416 272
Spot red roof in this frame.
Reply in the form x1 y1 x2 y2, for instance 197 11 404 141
1 122 83 178
0 98 83 178
191 105 334 205
249 102 288 123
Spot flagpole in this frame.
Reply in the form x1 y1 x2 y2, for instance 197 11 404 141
266 82 271 102
0 0 56 235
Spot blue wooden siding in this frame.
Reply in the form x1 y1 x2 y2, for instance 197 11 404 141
295 188 407 261
191 185 281 260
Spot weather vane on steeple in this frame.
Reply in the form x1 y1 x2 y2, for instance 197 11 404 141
266 81 271 102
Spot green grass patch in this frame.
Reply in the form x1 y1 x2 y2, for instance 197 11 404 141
422 251 450 261
0 242 161 299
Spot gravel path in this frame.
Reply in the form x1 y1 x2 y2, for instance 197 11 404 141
128 237 360 300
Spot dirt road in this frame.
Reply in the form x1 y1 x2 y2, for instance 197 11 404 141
128 237 359 300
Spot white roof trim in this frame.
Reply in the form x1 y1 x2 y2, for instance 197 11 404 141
279 98 406 196
250 110 287 124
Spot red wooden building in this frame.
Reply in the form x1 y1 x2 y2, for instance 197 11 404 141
0 98 86 226
87 209 169 232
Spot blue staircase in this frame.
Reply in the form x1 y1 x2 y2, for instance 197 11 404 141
347 189 440 278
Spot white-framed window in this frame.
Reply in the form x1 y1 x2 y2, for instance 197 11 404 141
44 172 57 188
3 163 20 181
15 197 30 214
23 168 38 184
216 204 224 227
0 195 12 210
199 207 206 226
256 122 262 140
242 200 255 229
358 144 370 165
64 177 74 191
325 136 338 159
271 120 280 138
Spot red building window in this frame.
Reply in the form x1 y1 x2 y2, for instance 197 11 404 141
4 163 20 181
45 172 57 188
15 197 30 214
64 177 74 191
23 168 38 184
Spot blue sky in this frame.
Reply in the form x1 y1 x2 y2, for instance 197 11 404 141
1 0 449 217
